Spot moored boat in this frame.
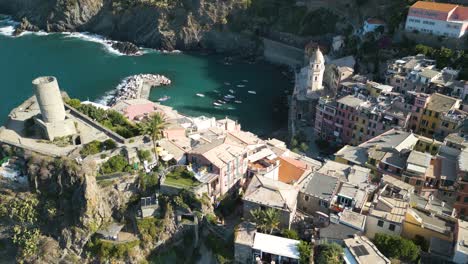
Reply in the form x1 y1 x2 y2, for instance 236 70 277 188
158 95 170 102
248 91 256 94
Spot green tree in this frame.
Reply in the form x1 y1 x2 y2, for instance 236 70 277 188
100 155 131 174
281 229 299 240
138 113 167 162
373 233 420 262
297 240 312 264
250 208 280 234
65 98 81 108
316 243 343 264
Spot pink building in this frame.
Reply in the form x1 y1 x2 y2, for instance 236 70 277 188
187 139 248 197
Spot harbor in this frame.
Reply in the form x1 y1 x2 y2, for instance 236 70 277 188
0 18 292 136
103 74 172 106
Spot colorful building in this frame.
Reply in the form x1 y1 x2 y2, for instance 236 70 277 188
405 1 468 38
418 93 462 139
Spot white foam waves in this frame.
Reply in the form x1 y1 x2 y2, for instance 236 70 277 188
62 32 125 56
0 16 19 37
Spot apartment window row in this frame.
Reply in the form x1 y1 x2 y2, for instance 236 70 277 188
408 18 420 23
446 24 461 29
422 20 435 26
377 220 396 231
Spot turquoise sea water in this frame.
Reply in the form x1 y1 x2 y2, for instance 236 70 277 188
0 18 291 136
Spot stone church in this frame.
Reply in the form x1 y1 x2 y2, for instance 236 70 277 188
289 48 327 135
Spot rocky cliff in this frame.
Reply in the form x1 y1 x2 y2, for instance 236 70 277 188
0 0 258 53
0 144 141 262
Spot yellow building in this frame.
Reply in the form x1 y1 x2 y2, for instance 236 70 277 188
366 81 393 98
351 114 368 146
414 135 441 155
402 207 455 242
418 93 461 138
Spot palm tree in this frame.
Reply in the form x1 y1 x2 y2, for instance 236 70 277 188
263 208 280 234
250 208 280 234
138 112 167 163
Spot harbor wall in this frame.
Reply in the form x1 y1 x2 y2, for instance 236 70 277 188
262 38 304 67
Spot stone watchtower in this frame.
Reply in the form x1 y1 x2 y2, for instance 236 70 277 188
306 47 325 98
32 76 76 140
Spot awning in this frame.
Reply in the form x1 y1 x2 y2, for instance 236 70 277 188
252 233 300 259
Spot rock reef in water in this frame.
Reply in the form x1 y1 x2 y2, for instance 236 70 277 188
12 17 39 36
111 41 140 55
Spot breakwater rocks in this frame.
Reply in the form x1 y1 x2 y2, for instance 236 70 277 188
105 74 171 106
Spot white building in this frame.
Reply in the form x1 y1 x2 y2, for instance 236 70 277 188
405 1 468 38
363 18 386 34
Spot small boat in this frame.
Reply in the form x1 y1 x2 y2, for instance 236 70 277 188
242 80 248 83
234 100 242 104
217 100 227 104
158 95 170 102
196 93 205 97
213 89 220 93
213 102 222 106
227 107 235 110
229 89 235 94
248 91 257 94
237 84 245 88
224 94 235 99
224 82 231 85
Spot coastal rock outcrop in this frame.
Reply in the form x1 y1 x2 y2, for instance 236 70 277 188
12 17 39 36
111 41 140 55
0 0 259 54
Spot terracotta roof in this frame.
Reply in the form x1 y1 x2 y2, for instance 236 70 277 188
366 18 385 25
411 1 458 13
278 156 307 184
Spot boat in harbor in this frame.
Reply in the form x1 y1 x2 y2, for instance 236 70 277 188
196 93 205 97
224 94 235 99
158 95 171 102
242 80 248 83
234 100 242 104
229 89 235 94
224 82 231 85
217 100 226 104
237 84 245 88
213 89 220 93
213 102 222 106
248 91 257 94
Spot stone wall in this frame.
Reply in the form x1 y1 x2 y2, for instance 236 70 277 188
262 38 304 67
242 200 292 229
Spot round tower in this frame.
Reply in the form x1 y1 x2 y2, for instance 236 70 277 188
32 76 66 123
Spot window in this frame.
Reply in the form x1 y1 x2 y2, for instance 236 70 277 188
377 220 384 227
319 200 329 208
389 224 396 231
464 197 468 203
305 195 309 201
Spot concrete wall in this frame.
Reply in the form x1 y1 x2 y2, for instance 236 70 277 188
262 38 304 67
365 215 402 239
65 103 126 143
297 192 329 215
